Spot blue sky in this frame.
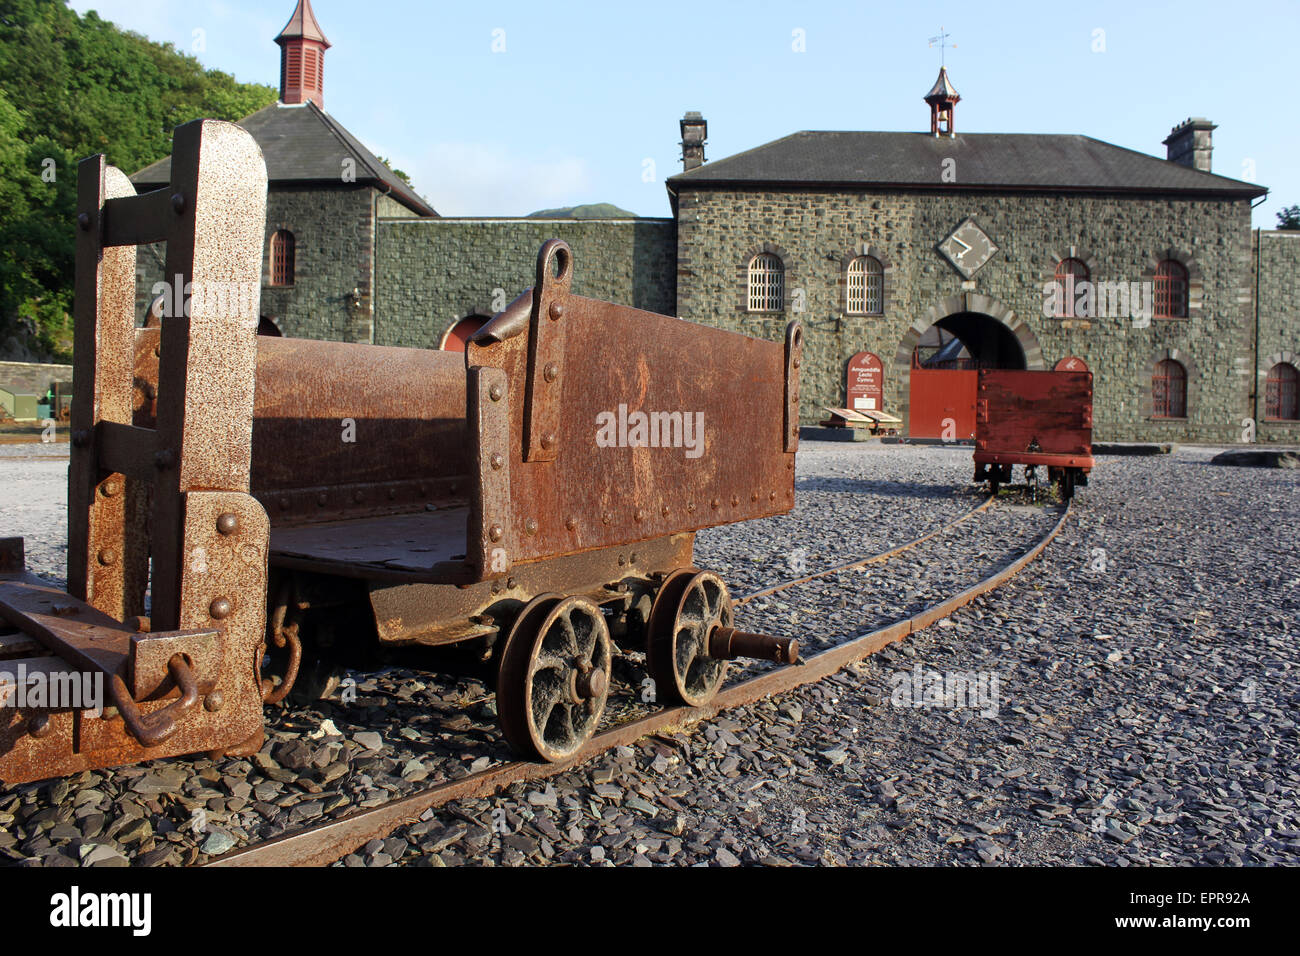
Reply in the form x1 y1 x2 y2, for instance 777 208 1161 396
71 0 1296 224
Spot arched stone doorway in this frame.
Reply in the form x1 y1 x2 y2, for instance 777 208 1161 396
895 293 1043 438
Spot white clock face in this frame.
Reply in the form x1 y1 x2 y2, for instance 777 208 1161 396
939 219 998 278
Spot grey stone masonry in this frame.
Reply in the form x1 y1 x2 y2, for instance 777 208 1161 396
0 361 73 394
374 218 676 349
135 183 383 343
259 185 379 342
1255 230 1300 441
674 186 1259 442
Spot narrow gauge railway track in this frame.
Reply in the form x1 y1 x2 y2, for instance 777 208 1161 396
207 494 1070 867
724 494 1062 684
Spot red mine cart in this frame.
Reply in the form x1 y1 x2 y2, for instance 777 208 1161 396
973 369 1093 499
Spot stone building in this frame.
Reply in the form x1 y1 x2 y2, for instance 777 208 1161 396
665 76 1295 443
131 0 435 343
129 2 1299 443
1254 230 1300 433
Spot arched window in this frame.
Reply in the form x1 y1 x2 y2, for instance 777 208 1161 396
747 253 784 312
271 230 295 286
1265 362 1299 421
1154 260 1188 318
1153 359 1187 418
846 256 884 315
1053 258 1090 318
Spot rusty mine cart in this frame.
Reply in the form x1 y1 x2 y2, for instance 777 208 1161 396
973 369 1094 499
0 119 804 783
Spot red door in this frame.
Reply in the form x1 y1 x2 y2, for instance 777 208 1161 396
909 367 977 439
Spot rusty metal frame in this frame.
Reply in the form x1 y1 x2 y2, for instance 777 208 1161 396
468 366 513 579
784 321 804 453
0 119 271 784
465 240 800 574
523 240 570 463
366 534 695 649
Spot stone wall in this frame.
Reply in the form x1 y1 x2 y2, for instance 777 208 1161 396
259 184 378 342
377 193 422 218
1255 230 1300 442
135 184 380 343
0 361 73 394
674 186 1258 442
373 218 676 349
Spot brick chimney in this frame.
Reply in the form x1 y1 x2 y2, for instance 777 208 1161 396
1163 118 1216 173
680 112 707 171
276 0 331 109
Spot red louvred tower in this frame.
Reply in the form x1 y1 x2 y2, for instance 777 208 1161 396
276 0 331 108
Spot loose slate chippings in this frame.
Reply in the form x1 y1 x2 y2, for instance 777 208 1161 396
1 441 1296 866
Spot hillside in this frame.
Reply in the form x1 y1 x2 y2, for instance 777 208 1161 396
0 0 278 360
525 202 639 219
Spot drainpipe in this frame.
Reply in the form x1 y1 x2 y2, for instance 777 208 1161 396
1248 190 1268 432
370 182 394 345
1252 227 1261 431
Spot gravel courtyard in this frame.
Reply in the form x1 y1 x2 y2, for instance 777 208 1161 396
0 440 1296 867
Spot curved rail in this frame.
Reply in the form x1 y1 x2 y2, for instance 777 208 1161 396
736 493 994 607
207 496 1070 868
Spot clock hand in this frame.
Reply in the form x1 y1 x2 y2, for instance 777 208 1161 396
952 236 971 259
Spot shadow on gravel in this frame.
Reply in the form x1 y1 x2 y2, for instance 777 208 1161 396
1178 459 1300 470
795 477 975 499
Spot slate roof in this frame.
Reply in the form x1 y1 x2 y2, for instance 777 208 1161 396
131 101 436 216
667 130 1266 198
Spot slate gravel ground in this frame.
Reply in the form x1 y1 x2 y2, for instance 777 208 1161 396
1 441 1296 867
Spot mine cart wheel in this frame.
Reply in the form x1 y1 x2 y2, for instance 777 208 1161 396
497 593 612 763
646 569 732 708
1059 469 1077 500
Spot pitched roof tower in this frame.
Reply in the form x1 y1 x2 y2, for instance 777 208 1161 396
276 0 331 108
924 67 960 138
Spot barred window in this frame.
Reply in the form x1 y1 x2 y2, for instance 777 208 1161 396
1265 362 1299 421
1152 359 1187 418
271 230 295 287
1053 258 1090 318
1155 260 1189 318
747 253 784 312
846 256 884 315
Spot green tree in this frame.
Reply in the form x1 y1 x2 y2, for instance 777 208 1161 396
376 156 413 187
0 0 277 359
1277 205 1300 230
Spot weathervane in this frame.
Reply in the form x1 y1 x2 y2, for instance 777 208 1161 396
928 27 956 67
